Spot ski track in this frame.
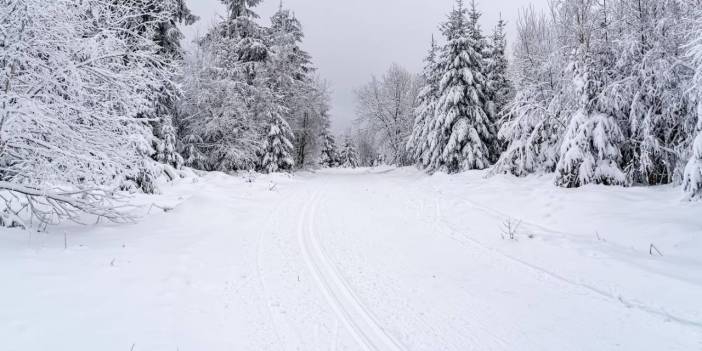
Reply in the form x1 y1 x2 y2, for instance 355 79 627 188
297 191 405 351
430 196 702 329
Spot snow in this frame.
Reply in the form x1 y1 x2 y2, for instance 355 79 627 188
1 168 701 350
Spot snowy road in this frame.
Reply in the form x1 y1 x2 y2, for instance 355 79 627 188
2 168 702 350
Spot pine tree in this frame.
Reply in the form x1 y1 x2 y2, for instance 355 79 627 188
467 0 499 160
261 110 295 173
320 134 339 168
339 140 360 168
407 36 440 169
428 0 495 173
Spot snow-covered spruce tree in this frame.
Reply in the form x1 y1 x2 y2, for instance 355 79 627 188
320 134 340 168
148 0 197 171
261 109 295 173
467 0 500 161
0 0 172 227
428 0 495 173
339 139 360 169
407 37 440 169
485 15 513 138
555 1 627 188
177 0 272 171
684 6 702 199
493 6 567 177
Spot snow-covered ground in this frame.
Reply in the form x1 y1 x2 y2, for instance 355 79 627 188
1 168 701 351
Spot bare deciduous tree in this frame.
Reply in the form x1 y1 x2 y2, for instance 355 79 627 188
354 64 421 166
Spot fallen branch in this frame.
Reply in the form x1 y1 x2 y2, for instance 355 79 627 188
0 181 135 227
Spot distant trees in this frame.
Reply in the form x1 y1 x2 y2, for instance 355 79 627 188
354 64 420 166
339 139 360 168
319 134 340 168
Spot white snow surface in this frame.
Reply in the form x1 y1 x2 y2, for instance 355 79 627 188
1 167 701 351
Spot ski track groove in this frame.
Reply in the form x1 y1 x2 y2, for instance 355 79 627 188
298 191 405 351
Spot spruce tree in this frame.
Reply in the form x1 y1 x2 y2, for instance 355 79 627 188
150 0 198 171
556 51 627 187
261 111 295 173
429 0 494 173
485 16 512 141
407 36 440 169
320 134 339 168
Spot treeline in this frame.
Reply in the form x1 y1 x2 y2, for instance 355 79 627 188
352 0 702 199
0 0 331 227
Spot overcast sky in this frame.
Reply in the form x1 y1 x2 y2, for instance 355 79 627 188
183 0 549 134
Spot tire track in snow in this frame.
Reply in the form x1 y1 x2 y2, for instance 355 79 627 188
298 191 405 351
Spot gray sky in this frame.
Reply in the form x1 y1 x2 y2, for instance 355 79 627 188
183 0 549 134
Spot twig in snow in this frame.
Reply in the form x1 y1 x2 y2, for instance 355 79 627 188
148 203 174 214
501 218 522 240
650 244 663 257
595 231 606 242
